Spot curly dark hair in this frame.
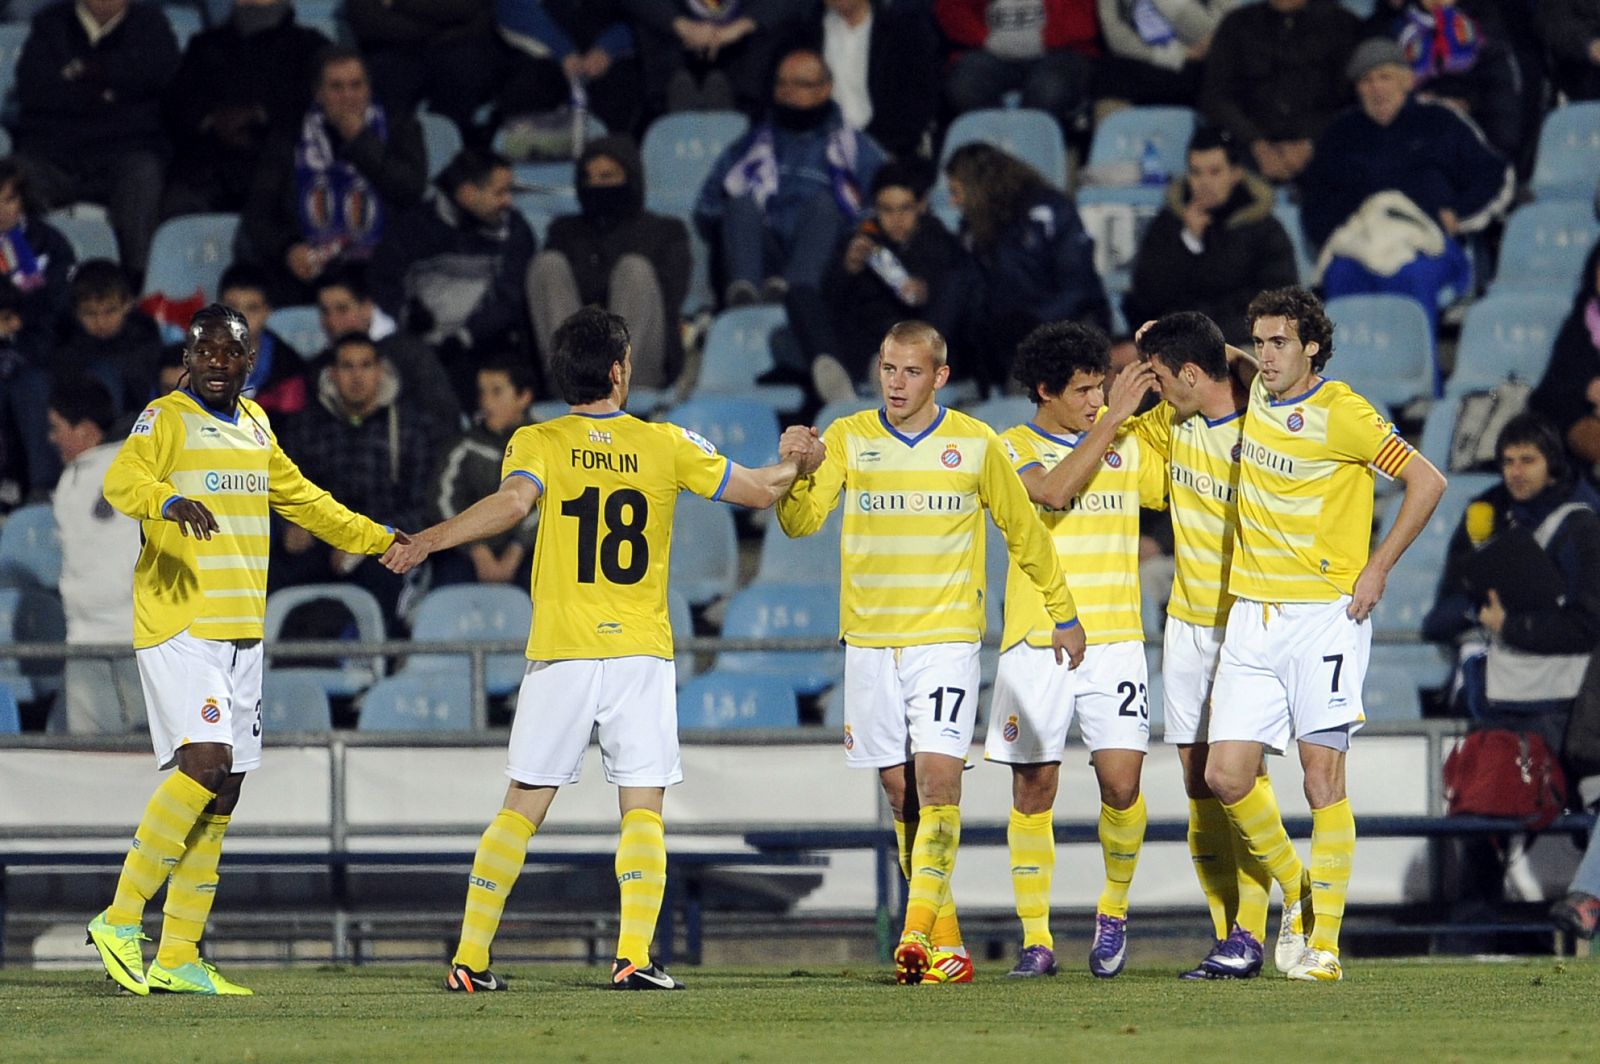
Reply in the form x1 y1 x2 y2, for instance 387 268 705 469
1246 286 1334 371
943 143 1047 254
1012 320 1109 405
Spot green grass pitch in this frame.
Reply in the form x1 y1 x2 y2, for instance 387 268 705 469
4 961 1597 1063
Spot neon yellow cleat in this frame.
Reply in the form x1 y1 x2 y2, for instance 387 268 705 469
85 910 149 996
147 959 255 995
920 948 974 984
1285 946 1342 982
893 931 932 985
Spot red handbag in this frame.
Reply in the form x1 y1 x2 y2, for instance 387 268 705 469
1443 729 1568 830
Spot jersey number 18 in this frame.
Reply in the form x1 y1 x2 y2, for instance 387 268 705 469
561 487 649 585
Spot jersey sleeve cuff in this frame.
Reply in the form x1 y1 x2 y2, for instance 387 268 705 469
505 470 544 493
1016 461 1042 474
710 457 733 501
1053 617 1080 631
160 495 183 517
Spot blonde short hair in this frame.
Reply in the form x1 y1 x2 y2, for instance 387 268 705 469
880 320 948 368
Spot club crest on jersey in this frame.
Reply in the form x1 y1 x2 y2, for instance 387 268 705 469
682 427 718 456
131 407 158 436
588 428 612 445
1231 441 1243 463
200 698 221 724
1286 410 1305 433
1002 715 1020 742
843 724 854 751
252 425 267 447
1103 449 1123 468
940 443 962 468
1002 440 1019 463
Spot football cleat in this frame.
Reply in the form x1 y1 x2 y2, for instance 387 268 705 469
893 931 933 985
1550 892 1600 940
1285 946 1342 982
1276 875 1313 973
146 959 254 995
445 963 507 993
1179 925 1264 980
610 958 685 990
1006 944 1059 978
1088 913 1128 979
920 948 974 984
85 910 149 996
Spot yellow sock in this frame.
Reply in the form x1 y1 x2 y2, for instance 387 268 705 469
1222 776 1305 901
1187 798 1237 941
107 771 216 926
904 804 960 938
1009 808 1055 949
892 818 912 880
1308 799 1355 956
155 814 229 969
931 895 963 950
615 808 668 966
1097 795 1146 919
1232 779 1274 942
453 808 536 971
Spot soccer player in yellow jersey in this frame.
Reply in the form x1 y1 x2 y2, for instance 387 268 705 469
86 305 401 996
1130 312 1280 980
381 308 810 993
983 322 1163 980
1205 287 1446 982
777 320 1086 986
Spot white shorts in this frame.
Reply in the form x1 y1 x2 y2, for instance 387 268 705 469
136 630 264 773
1161 618 1225 746
985 640 1149 762
507 656 682 787
842 643 981 768
1209 597 1369 754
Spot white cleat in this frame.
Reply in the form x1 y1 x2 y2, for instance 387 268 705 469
1285 946 1342 982
1276 878 1312 973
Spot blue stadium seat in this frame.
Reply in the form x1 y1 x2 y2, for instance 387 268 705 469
665 396 780 470
1363 642 1449 722
755 504 841 586
1530 103 1600 201
1145 645 1163 734
984 518 1007 637
718 582 842 696
695 306 806 411
263 583 386 696
260 668 334 732
0 503 61 590
141 213 239 301
1080 106 1198 212
358 672 474 732
816 397 876 431
641 110 751 217
1492 201 1600 295
404 584 532 696
265 305 326 360
45 207 119 264
419 111 463 180
1326 294 1436 408
941 108 1068 186
669 587 699 686
1448 293 1568 391
677 670 799 730
684 228 714 314
0 24 29 107
0 680 18 734
1273 203 1313 283
165 4 203 47
669 491 739 607
0 585 64 703
1377 471 1496 541
1371 474 1498 636
965 396 1036 433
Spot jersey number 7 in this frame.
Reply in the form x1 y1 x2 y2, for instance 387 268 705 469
561 487 649 585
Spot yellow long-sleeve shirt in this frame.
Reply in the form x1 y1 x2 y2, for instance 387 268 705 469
776 406 1078 648
104 390 396 648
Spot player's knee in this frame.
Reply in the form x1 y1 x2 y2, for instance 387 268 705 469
1099 780 1141 810
1203 762 1250 805
1301 769 1345 809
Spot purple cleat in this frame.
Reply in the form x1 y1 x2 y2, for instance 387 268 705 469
1179 925 1264 980
1006 944 1059 978
1089 913 1128 979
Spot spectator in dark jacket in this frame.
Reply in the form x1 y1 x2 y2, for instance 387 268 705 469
241 47 428 306
13 0 178 276
621 0 809 115
936 0 1099 135
943 141 1108 390
0 157 75 367
1530 240 1600 471
530 134 690 391
1124 127 1298 345
54 259 164 418
161 0 332 216
345 0 502 135
787 159 964 403
1095 0 1233 111
1200 0 1361 182
1538 0 1600 102
370 147 536 412
496 0 642 138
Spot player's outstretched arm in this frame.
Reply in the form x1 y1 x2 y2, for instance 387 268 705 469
720 452 809 510
383 475 542 574
1349 454 1447 621
1026 364 1155 511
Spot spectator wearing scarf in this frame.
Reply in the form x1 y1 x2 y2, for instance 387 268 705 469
694 48 884 306
1388 0 1523 158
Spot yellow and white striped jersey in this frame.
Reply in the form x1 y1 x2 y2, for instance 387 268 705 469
1229 376 1415 603
104 390 395 648
1131 401 1245 628
1000 421 1165 650
776 406 1077 648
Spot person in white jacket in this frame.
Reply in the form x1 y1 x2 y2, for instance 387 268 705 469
46 376 145 733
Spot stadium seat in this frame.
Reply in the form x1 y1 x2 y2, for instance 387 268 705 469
260 668 334 732
1376 471 1496 541
0 23 28 107
965 396 1036 433
1325 294 1436 408
984 519 1008 638
1492 201 1600 296
1144 645 1163 734
1448 293 1568 391
419 111 463 180
263 583 387 696
677 669 799 729
669 587 699 686
265 305 326 360
0 503 61 590
1530 102 1600 201
754 504 842 587
1273 203 1313 284
1363 642 1449 722
668 491 739 607
403 584 532 696
165 4 203 47
0 585 64 703
358 672 474 732
717 582 842 696
816 397 877 431
695 305 806 411
665 396 780 470
0 680 18 734
940 108 1068 186
1081 106 1197 209
641 110 751 218
141 213 239 301
45 207 119 264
